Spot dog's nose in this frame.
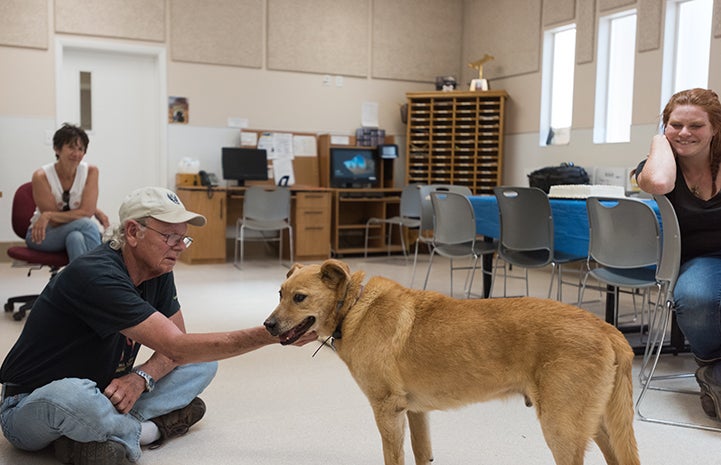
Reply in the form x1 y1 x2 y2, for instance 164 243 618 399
264 318 279 335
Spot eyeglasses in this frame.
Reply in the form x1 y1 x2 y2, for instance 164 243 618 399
138 222 193 248
62 190 70 211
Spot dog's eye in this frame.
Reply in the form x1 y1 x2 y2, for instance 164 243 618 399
293 294 306 303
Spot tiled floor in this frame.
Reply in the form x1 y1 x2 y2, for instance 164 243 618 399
1 254 719 464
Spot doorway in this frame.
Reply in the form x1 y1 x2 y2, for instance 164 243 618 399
55 38 167 223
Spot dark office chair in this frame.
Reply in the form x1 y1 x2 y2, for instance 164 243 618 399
5 182 69 321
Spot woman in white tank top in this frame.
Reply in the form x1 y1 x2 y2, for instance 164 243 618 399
26 124 109 261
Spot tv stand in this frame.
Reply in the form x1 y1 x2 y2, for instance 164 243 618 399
331 188 403 256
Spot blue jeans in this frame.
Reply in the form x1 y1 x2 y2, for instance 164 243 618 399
26 217 101 262
674 255 721 363
0 362 217 462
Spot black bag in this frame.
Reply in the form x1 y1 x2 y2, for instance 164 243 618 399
527 163 590 193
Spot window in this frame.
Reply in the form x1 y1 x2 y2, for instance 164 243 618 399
594 11 637 143
661 0 712 104
540 25 576 146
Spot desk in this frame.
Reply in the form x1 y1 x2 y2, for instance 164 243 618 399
176 186 332 264
468 195 685 354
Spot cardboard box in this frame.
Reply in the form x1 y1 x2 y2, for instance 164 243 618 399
176 173 200 187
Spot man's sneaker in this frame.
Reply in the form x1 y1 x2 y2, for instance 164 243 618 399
700 393 717 417
148 397 206 449
696 366 721 419
53 436 131 465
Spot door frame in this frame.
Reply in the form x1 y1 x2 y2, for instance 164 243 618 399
54 37 168 186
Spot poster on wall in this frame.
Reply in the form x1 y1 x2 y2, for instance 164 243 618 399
168 97 189 124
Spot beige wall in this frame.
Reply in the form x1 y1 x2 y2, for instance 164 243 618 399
1 0 721 240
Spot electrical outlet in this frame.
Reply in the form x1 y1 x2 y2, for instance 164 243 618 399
322 75 332 86
335 75 344 87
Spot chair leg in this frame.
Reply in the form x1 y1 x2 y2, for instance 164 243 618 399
422 250 437 290
397 225 408 259
410 240 420 287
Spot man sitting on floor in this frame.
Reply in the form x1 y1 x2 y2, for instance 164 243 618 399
0 186 316 465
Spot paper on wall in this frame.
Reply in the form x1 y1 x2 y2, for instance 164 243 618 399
293 135 317 157
272 158 295 185
240 131 258 147
361 101 379 128
258 132 294 160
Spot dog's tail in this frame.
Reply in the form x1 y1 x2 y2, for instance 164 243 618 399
600 328 641 465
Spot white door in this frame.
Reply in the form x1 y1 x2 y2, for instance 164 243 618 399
57 40 166 225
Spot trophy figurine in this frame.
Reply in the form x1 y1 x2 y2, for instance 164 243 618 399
468 54 494 91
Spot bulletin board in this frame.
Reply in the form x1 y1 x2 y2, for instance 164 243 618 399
239 129 320 187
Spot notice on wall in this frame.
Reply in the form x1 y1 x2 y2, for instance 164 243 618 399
293 135 317 157
258 132 294 160
361 101 379 128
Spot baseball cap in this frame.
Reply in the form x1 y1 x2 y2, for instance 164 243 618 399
119 187 206 226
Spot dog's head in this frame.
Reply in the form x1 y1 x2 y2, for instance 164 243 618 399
264 259 360 345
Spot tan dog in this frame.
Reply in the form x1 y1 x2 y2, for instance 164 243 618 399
264 259 640 465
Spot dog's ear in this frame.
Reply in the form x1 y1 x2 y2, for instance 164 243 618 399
287 263 304 278
320 259 350 288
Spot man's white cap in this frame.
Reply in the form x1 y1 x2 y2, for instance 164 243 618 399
119 187 206 226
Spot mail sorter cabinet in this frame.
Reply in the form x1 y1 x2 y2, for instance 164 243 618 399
406 90 508 195
176 187 331 264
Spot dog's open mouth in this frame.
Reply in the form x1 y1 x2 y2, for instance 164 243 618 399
279 316 316 345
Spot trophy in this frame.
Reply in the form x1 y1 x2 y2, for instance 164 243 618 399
468 54 494 91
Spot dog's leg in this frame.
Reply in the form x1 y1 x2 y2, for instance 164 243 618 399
407 411 433 463
371 400 408 465
593 425 620 465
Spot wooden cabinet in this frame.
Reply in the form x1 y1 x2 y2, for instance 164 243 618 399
406 90 508 195
293 192 332 259
177 188 227 264
330 188 402 256
176 187 331 264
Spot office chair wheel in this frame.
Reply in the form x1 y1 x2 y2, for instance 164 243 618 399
13 310 26 321
4 302 13 312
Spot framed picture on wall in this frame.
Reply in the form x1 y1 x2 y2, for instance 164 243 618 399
168 96 189 124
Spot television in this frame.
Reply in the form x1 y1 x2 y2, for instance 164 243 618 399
221 147 269 186
329 147 379 188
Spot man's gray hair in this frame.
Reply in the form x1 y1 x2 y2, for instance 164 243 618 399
104 216 149 250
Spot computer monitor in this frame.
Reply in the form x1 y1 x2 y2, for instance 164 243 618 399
221 147 269 186
329 147 379 188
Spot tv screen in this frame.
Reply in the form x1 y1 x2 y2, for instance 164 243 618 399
330 147 378 188
221 147 268 186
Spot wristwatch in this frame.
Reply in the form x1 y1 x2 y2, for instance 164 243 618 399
131 368 156 393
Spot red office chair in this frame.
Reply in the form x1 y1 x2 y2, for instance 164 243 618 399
4 182 69 321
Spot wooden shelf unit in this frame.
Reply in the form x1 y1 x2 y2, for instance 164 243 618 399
330 188 402 257
405 90 508 195
317 134 405 256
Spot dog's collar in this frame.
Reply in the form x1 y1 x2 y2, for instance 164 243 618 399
332 285 364 340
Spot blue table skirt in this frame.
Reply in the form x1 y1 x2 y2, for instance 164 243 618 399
468 195 660 258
